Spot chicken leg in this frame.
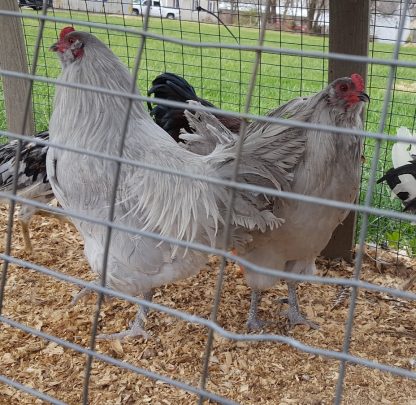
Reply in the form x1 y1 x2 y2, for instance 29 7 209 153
280 281 319 329
71 280 101 305
247 290 267 331
247 282 319 331
18 204 70 253
18 218 33 253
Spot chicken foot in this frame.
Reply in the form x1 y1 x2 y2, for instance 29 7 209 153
96 290 153 341
71 280 103 305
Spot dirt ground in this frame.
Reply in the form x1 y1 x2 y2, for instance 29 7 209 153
0 206 415 405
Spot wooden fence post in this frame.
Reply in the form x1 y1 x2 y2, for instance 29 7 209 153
322 0 370 260
0 0 35 136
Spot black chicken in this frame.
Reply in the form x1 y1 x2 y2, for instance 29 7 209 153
147 72 242 141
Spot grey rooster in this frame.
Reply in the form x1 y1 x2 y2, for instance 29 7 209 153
0 131 56 252
47 27 306 339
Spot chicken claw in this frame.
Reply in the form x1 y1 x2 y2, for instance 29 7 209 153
96 299 152 341
96 321 149 341
71 281 104 305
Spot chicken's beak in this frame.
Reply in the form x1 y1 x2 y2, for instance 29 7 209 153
50 42 59 52
359 92 370 103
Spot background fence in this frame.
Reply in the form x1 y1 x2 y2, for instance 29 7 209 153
0 0 415 404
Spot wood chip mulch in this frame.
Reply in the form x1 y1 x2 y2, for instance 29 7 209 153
0 206 415 404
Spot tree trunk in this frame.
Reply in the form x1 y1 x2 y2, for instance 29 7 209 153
312 0 325 32
307 0 318 32
230 0 236 24
268 0 277 24
323 0 370 260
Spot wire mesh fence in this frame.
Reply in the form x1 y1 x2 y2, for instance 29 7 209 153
0 0 415 404
363 0 416 262
9 0 416 261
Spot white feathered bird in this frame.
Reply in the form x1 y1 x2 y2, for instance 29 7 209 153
47 27 309 339
180 74 369 329
377 127 416 213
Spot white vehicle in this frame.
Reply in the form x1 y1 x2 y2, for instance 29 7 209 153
132 0 176 19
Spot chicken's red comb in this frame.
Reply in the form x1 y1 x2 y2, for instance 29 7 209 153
59 26 75 40
351 73 365 91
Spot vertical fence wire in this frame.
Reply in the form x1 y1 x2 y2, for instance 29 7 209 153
334 0 411 403
0 0 49 318
197 4 271 400
80 3 153 403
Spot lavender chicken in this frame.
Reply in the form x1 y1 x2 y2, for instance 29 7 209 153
240 74 369 329
47 27 305 339
179 75 369 330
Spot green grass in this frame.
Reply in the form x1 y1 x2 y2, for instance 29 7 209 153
1 9 416 254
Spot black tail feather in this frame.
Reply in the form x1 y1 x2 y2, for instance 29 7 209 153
148 72 200 103
148 72 242 140
377 162 416 187
147 72 216 140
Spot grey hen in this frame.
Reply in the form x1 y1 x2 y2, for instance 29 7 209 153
0 131 55 252
181 74 369 329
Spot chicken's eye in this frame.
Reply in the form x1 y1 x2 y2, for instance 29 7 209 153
68 38 75 44
339 84 348 92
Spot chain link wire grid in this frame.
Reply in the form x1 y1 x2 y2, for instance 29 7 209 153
362 0 416 264
0 0 415 404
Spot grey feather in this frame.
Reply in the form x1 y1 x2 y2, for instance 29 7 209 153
179 101 238 155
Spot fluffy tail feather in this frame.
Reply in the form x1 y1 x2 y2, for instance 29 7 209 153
179 101 238 155
196 106 308 233
139 88 310 249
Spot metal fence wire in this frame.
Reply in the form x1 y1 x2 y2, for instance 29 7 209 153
0 0 415 404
